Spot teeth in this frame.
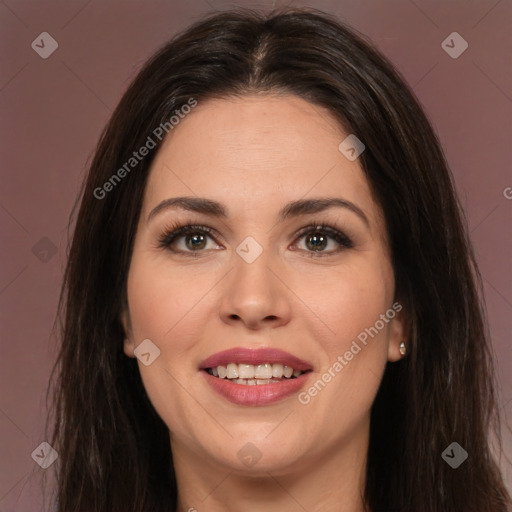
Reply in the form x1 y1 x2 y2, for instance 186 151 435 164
254 363 273 379
272 363 284 378
234 378 281 385
238 364 255 379
226 363 238 379
209 363 305 381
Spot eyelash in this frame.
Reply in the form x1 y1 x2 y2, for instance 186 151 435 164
157 219 354 257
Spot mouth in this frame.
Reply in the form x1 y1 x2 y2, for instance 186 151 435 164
199 347 313 405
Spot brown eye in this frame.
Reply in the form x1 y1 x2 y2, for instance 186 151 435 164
294 224 354 255
158 224 222 254
184 232 208 250
305 231 328 251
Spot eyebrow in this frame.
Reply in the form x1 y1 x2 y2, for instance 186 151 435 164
147 196 369 227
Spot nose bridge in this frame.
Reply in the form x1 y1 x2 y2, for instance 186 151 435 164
231 239 275 302
218 235 291 328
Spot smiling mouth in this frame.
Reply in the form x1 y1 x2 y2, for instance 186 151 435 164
205 362 310 385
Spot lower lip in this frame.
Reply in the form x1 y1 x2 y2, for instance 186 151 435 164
202 371 311 406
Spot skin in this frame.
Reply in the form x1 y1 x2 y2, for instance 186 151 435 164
122 94 407 512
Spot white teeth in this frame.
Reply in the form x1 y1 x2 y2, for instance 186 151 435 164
234 378 280 385
209 362 305 381
254 363 273 379
272 363 284 378
226 363 238 379
238 364 255 379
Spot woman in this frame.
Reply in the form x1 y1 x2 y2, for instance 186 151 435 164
46 7 511 512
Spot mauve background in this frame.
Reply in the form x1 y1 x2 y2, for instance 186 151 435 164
1 0 511 510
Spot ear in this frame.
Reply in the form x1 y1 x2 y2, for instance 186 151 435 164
120 306 136 358
387 301 408 362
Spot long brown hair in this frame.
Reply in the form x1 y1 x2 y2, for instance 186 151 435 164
46 7 511 511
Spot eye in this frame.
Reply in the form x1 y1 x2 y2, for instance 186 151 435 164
157 222 222 254
293 223 353 255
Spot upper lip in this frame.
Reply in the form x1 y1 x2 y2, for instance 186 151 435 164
199 347 313 372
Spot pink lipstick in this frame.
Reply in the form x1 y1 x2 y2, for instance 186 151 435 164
199 347 313 406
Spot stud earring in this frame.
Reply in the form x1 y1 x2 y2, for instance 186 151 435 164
399 341 407 357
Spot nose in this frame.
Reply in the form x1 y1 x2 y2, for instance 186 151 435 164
219 249 292 331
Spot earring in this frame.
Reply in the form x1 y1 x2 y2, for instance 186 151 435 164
399 341 407 356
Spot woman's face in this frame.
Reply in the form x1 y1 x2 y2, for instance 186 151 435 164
122 94 406 475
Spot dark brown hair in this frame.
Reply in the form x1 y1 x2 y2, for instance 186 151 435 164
46 7 511 511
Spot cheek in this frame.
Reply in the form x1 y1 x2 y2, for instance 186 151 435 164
126 252 213 345
304 262 394 403
292 267 391 431
294 260 394 419
295 259 394 355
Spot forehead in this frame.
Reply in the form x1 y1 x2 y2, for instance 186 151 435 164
142 94 384 230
